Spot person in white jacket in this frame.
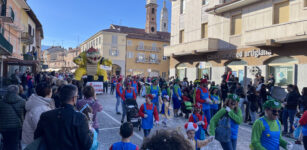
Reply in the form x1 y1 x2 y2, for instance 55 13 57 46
21 82 55 148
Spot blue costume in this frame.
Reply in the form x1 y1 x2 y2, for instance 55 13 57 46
111 142 137 150
125 89 134 100
260 118 281 150
192 114 206 140
172 84 182 109
150 85 160 112
199 88 211 124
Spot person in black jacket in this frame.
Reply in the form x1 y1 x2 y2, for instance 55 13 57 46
34 84 93 150
220 80 228 102
282 84 300 136
247 86 258 125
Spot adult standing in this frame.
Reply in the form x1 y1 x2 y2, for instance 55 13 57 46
110 76 117 95
11 69 21 85
299 87 307 113
34 84 93 149
267 74 275 94
22 82 55 147
196 79 213 123
221 81 228 102
116 78 124 115
247 86 258 125
210 94 242 150
131 76 139 96
172 79 182 117
251 99 288 150
121 82 137 123
148 78 161 113
0 85 25 150
282 84 300 136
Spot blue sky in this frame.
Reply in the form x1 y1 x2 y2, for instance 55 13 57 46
27 0 172 49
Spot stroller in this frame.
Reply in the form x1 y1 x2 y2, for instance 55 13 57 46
181 100 193 119
125 99 141 131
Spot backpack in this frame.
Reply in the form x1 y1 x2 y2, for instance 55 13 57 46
215 113 231 143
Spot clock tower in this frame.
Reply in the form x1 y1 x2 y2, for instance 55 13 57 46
145 0 158 34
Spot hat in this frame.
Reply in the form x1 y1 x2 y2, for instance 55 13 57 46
227 94 240 102
152 78 157 83
200 79 208 84
194 103 203 109
263 99 281 109
184 122 199 132
146 94 154 100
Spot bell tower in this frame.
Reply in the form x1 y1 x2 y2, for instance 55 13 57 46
145 0 157 34
160 0 168 32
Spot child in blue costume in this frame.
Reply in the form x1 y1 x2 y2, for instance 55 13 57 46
210 87 220 117
189 103 208 140
161 95 170 127
139 94 159 137
110 122 139 150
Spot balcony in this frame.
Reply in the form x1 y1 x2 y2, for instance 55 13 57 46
0 16 13 23
0 34 13 55
21 32 34 45
135 58 161 64
136 46 161 52
245 20 307 46
164 38 220 57
206 0 262 14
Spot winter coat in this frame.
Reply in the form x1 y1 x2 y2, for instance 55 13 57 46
22 94 55 145
285 91 300 110
0 93 25 132
247 92 258 112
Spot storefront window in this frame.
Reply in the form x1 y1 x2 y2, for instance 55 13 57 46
198 62 211 80
176 63 188 81
226 60 247 84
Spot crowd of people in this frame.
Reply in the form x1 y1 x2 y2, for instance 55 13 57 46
0 68 307 150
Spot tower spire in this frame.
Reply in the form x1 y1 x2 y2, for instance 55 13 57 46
160 0 168 32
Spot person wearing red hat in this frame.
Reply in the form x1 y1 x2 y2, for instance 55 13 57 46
196 79 213 124
116 78 124 115
184 122 213 150
189 103 208 141
138 94 159 137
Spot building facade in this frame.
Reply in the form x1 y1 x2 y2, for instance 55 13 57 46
165 0 307 91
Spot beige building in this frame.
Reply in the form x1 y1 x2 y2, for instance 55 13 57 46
165 0 307 91
79 30 127 76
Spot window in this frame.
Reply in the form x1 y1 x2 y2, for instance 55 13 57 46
180 0 186 14
109 49 119 56
150 54 158 62
163 56 167 61
112 35 118 45
201 23 208 38
152 43 157 51
9 7 14 22
305 0 307 7
28 25 32 35
231 14 242 35
137 53 145 62
127 51 134 58
179 30 184 43
99 37 101 44
202 0 209 5
96 38 98 46
274 1 289 24
162 72 167 78
152 8 155 14
138 41 144 50
127 40 132 46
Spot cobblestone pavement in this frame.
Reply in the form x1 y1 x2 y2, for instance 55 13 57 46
95 93 304 150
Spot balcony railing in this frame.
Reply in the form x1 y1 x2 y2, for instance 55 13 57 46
136 46 161 52
135 58 161 64
21 32 34 45
245 20 307 46
0 33 13 55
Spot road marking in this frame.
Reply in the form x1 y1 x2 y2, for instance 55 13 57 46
99 127 120 131
102 111 144 140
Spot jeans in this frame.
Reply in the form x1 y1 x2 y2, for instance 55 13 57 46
121 100 126 121
249 107 257 124
220 139 237 150
2 130 21 150
239 98 245 120
116 96 122 113
111 85 115 94
203 109 211 124
153 101 159 113
143 129 151 137
303 136 307 150
282 109 296 133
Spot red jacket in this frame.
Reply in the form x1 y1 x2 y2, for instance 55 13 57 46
189 113 208 130
299 111 307 126
196 87 209 104
116 83 124 100
122 88 136 101
138 103 159 121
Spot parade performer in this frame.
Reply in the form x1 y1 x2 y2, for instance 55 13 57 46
121 82 137 123
193 79 200 104
196 79 213 123
73 47 112 81
161 95 170 127
131 76 139 96
139 94 159 137
173 79 182 117
189 103 208 140
109 122 139 150
110 76 117 95
251 99 289 150
210 94 243 150
116 78 124 115
147 78 161 112
210 87 221 117
184 122 213 150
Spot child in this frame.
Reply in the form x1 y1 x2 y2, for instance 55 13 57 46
138 94 159 137
109 122 139 150
189 103 208 140
210 87 220 117
293 112 302 144
161 95 170 127
185 122 213 150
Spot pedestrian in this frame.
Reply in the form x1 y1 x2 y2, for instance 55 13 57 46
77 85 103 133
196 79 213 124
299 107 307 149
267 73 275 94
283 84 300 136
18 85 27 100
121 82 137 123
0 85 25 150
210 94 243 150
34 84 93 149
172 79 182 117
161 95 170 127
221 80 228 102
250 99 289 150
27 74 34 97
148 78 161 113
110 76 116 95
210 87 221 117
10 69 21 85
247 86 258 125
299 87 307 113
188 103 208 140
131 76 139 96
22 82 55 147
138 94 159 137
109 122 139 150
104 80 109 94
116 78 124 115
184 122 213 150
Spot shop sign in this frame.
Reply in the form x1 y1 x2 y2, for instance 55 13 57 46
207 49 272 60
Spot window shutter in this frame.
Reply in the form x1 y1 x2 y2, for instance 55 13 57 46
231 14 242 35
274 1 289 24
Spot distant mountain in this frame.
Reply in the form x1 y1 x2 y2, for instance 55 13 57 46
41 45 51 51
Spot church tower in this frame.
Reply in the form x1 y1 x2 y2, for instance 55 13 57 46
145 0 158 34
160 0 168 32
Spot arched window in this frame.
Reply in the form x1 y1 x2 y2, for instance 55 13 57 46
197 62 212 79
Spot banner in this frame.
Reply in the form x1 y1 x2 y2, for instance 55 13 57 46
100 65 112 71
86 82 104 94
